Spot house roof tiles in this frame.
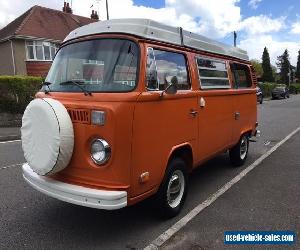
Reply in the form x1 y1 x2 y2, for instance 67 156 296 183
0 5 97 42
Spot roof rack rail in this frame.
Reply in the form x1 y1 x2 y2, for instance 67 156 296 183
64 18 249 61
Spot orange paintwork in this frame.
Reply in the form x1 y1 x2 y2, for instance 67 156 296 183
36 34 257 206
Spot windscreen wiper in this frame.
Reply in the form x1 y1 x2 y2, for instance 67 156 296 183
42 81 52 94
59 80 92 96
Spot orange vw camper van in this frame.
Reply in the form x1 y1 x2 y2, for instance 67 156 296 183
21 19 259 218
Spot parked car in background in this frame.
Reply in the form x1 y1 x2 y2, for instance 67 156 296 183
271 86 289 99
256 86 263 104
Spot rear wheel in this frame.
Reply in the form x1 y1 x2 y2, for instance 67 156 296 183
229 134 249 167
154 158 188 219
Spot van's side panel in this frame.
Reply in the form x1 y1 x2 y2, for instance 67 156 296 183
229 63 257 144
231 90 257 143
131 92 198 197
190 53 233 163
195 90 234 163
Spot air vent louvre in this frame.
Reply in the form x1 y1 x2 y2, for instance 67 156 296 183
250 66 258 85
67 109 90 124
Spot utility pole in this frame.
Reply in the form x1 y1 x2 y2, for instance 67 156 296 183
106 0 109 20
233 31 237 47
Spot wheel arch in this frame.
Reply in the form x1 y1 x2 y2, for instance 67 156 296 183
166 143 194 174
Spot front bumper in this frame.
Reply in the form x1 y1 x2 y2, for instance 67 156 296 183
22 163 127 210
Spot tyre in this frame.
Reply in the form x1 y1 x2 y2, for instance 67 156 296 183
259 95 263 104
154 158 188 219
229 134 249 167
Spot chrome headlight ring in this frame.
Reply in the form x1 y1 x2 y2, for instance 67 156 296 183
90 138 111 165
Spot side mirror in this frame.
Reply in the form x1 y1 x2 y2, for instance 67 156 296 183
160 76 178 97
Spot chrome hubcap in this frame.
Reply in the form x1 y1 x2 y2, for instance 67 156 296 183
167 170 185 208
240 136 248 160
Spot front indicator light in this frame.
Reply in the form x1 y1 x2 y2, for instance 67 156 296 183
90 139 111 165
91 110 106 126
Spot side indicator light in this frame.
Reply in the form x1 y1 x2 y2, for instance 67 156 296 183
140 172 150 184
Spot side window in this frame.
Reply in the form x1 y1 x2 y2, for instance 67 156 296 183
231 63 252 88
196 57 230 89
146 48 190 91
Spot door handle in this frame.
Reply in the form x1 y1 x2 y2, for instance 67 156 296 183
189 109 198 117
235 112 240 120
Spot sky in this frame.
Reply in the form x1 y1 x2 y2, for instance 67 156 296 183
0 0 300 66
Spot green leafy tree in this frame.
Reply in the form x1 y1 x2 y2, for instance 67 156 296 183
261 47 274 82
296 50 300 82
276 49 291 85
290 65 296 83
250 59 263 77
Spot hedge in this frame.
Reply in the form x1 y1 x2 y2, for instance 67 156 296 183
257 82 277 97
258 82 300 96
0 76 43 113
290 84 300 94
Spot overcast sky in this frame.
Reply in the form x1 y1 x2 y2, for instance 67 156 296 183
1 0 299 66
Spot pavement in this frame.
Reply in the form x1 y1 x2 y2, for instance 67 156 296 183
0 95 300 249
0 127 20 142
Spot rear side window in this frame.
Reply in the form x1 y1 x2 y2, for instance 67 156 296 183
196 57 230 89
146 48 190 91
231 63 252 88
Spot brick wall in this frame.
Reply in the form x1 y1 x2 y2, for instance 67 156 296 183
26 61 52 77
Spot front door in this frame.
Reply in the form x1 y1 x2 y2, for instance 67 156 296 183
130 47 198 198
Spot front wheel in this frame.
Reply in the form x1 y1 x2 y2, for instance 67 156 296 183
229 134 249 167
154 158 188 219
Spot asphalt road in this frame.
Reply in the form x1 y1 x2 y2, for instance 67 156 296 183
1 95 300 249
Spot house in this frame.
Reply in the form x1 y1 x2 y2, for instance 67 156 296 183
0 3 98 77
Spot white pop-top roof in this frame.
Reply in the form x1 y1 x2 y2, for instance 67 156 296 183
64 18 249 61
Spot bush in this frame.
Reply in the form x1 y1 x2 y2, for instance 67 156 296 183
258 82 277 97
290 84 300 94
0 76 43 113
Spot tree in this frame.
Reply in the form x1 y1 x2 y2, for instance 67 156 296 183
250 60 263 77
261 47 274 82
276 49 291 85
296 50 300 82
290 65 296 83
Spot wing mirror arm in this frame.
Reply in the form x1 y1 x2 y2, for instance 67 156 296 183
160 76 178 98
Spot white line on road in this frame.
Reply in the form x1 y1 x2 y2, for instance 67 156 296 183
0 139 21 144
144 126 300 250
0 163 24 170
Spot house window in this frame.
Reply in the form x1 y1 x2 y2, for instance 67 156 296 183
26 40 58 61
196 57 230 89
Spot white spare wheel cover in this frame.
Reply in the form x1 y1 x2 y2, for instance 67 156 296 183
21 98 74 176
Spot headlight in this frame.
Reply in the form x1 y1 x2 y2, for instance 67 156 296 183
90 139 111 165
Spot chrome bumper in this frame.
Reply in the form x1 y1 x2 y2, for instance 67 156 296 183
22 163 127 210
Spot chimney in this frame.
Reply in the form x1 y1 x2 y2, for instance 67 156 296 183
94 11 99 20
62 1 67 12
66 2 73 14
91 10 99 20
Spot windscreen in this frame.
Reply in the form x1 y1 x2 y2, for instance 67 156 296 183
44 39 139 92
